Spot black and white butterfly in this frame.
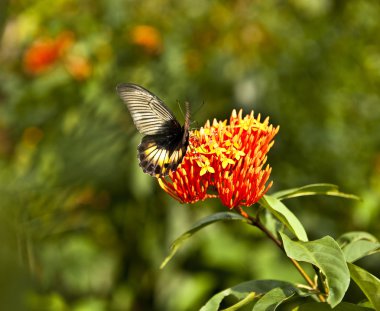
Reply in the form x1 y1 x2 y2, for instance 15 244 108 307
116 83 190 177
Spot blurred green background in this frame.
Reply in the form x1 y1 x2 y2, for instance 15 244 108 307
1 0 379 310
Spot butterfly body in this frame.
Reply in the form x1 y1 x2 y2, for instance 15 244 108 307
117 83 190 177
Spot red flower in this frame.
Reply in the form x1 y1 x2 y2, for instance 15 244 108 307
23 32 74 75
158 109 279 209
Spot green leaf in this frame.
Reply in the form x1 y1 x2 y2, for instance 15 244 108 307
280 233 350 307
337 231 378 246
337 231 378 245
348 262 380 310
272 183 359 201
160 212 248 269
358 300 375 308
259 209 282 240
341 241 380 263
337 232 380 262
252 286 296 311
292 302 374 310
259 195 308 242
200 280 296 311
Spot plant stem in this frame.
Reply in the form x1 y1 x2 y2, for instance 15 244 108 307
221 292 257 311
245 213 326 303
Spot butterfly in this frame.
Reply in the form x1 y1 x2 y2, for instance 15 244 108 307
116 83 190 177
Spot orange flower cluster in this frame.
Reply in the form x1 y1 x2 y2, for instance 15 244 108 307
23 31 91 80
65 54 92 81
131 25 162 54
158 110 279 209
23 32 74 75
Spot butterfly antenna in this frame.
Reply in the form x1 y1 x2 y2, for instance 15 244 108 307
176 100 184 118
177 100 191 123
191 100 205 118
190 120 199 129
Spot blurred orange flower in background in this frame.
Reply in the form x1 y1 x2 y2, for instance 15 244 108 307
65 54 92 81
131 25 162 54
23 31 74 75
158 110 279 210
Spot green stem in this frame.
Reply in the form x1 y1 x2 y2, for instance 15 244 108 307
221 292 257 311
244 212 326 303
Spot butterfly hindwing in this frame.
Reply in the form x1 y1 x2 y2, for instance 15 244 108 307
117 83 190 177
138 130 188 176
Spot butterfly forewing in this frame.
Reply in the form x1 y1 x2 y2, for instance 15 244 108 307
117 83 176 136
117 83 190 177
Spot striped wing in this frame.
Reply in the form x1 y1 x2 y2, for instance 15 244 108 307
137 133 188 177
116 83 177 136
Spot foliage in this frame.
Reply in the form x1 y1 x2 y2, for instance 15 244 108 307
161 186 380 310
